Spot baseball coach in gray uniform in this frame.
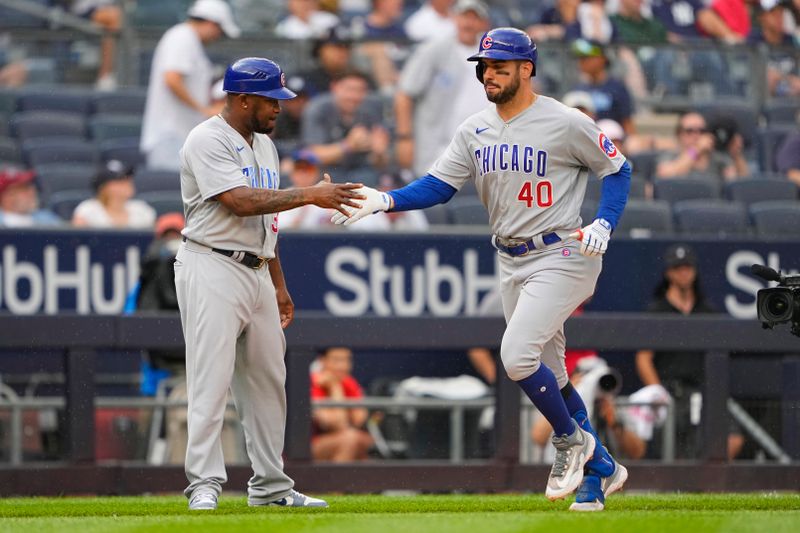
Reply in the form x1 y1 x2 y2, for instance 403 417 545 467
176 57 363 511
334 28 632 511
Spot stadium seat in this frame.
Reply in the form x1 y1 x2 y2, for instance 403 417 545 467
89 114 143 140
22 138 99 168
0 88 19 114
47 189 93 221
10 111 87 140
459 180 478 197
0 112 9 137
0 0 49 29
749 200 800 237
137 191 184 216
762 101 800 125
131 0 191 28
628 150 659 181
17 89 94 114
0 136 22 164
756 126 795 173
585 175 647 203
134 168 181 193
673 199 750 236
699 101 759 148
35 165 96 201
725 178 798 207
99 138 146 169
446 196 489 226
92 89 148 115
653 177 720 203
615 199 674 235
423 203 450 225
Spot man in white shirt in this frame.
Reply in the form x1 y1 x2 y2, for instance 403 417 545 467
404 0 456 41
275 0 340 39
140 0 241 171
395 0 490 175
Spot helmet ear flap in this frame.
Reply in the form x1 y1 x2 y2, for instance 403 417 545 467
475 62 485 83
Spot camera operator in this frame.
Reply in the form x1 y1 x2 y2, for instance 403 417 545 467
635 244 744 460
655 111 749 181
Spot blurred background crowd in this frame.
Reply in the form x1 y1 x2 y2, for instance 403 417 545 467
0 0 798 467
0 0 798 234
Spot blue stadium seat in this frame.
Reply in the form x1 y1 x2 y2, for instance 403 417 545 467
22 138 99 168
0 137 22 164
17 89 94 114
757 126 795 173
92 89 148 115
134 168 181 193
35 165 96 201
615 199 674 235
0 0 49 29
628 150 659 181
762 101 800 126
10 111 87 140
47 189 93 221
653 177 720 203
673 199 750 236
0 89 20 114
89 114 143 140
446 196 489 226
131 0 192 28
137 191 184 217
699 101 759 149
749 200 800 237
423 203 450 225
99 138 145 170
725 178 798 207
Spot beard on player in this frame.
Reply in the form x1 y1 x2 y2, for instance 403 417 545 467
249 97 279 135
485 64 522 105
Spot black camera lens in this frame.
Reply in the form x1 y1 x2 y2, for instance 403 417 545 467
759 289 794 322
767 294 789 317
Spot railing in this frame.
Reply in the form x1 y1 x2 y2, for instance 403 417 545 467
1 313 799 465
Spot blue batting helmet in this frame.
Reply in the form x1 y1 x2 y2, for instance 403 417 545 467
468 27 538 82
222 57 296 100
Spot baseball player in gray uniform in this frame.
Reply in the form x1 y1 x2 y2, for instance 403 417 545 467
176 57 363 511
334 28 632 511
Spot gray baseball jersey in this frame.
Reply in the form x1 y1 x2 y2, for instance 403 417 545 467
429 95 626 239
180 115 281 258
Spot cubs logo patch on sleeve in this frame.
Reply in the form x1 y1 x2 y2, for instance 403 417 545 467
598 133 618 158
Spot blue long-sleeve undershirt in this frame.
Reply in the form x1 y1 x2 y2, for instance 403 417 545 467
387 174 457 212
595 161 631 229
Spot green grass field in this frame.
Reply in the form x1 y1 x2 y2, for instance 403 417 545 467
1 494 798 533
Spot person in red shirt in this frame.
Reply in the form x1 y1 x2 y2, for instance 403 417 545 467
310 347 373 462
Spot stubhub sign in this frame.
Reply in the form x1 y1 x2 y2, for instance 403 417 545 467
0 229 798 318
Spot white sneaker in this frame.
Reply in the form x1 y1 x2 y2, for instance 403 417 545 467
249 489 328 508
601 462 628 497
545 425 596 501
188 491 218 510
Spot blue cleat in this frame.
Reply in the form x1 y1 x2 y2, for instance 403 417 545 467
569 474 605 512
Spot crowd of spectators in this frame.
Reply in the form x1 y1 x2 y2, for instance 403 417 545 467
0 0 798 233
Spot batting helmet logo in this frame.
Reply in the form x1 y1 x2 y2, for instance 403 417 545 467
599 133 618 158
280 72 286 87
482 36 493 50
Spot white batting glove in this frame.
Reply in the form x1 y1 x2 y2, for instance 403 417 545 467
569 218 612 257
330 186 392 226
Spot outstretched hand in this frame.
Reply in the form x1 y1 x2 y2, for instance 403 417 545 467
330 185 392 226
310 173 365 217
569 218 612 257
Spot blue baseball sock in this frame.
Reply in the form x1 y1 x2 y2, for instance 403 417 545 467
575 473 605 504
561 382 615 477
517 365 575 437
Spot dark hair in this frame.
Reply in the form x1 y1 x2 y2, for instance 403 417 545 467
331 68 371 85
653 272 707 302
675 110 705 135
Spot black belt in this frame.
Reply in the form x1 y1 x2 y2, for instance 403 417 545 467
492 232 562 257
183 237 268 269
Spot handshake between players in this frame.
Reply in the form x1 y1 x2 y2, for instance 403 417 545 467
329 183 614 258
